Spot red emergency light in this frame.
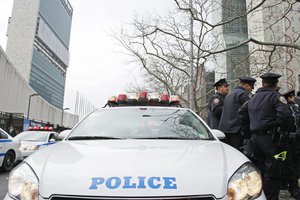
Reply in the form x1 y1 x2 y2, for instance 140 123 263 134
160 94 170 103
117 94 128 103
138 91 148 102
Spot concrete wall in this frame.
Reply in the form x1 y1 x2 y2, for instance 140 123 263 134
6 0 39 82
0 46 78 128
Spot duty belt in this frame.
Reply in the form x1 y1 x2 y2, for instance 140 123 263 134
252 129 274 135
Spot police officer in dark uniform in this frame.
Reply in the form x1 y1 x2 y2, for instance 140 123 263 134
238 72 294 200
219 77 256 150
207 78 229 129
282 89 300 199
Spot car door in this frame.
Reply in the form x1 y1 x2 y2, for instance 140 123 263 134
0 129 9 165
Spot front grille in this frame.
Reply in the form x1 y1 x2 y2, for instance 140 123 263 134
50 195 216 200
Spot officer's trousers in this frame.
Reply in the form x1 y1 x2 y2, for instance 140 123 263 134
252 133 282 200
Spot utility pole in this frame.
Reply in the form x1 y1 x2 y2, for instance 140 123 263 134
61 108 70 126
189 0 194 110
27 93 39 120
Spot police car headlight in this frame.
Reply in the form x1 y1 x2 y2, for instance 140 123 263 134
227 162 262 200
8 163 38 200
21 145 39 151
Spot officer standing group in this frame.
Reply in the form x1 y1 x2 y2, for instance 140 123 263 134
218 77 256 150
238 73 296 200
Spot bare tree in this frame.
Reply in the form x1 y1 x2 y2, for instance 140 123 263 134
116 0 300 115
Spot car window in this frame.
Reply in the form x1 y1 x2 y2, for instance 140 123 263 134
69 108 214 140
0 129 8 139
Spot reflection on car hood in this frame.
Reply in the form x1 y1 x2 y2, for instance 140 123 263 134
20 141 55 148
26 140 248 198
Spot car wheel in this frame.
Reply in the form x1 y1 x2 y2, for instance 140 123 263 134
1 151 15 172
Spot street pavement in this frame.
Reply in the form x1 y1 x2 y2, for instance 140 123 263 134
0 170 9 199
0 169 297 199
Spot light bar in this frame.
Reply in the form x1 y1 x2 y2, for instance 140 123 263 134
29 126 54 131
105 91 181 107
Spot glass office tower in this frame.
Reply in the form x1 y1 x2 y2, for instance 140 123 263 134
222 0 250 81
6 0 73 109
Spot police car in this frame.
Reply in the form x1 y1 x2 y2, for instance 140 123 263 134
14 126 59 161
5 92 266 200
0 128 21 172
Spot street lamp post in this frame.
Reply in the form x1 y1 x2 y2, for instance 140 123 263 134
27 93 39 120
61 108 70 126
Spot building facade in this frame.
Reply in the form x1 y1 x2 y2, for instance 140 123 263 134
222 0 250 82
6 0 73 109
210 0 250 86
247 0 300 92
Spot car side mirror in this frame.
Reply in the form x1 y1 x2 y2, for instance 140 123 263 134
211 129 226 139
49 138 56 142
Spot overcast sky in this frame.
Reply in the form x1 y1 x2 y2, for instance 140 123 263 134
0 0 174 113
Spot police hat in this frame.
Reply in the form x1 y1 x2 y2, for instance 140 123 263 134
283 89 295 99
239 77 256 84
213 78 228 87
260 72 281 83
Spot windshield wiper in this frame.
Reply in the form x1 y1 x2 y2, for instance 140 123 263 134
131 136 199 140
68 136 124 140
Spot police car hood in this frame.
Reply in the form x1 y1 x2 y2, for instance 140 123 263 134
25 140 248 198
20 140 52 147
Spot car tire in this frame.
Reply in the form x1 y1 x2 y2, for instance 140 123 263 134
1 150 15 172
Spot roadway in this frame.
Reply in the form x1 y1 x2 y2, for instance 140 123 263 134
0 170 9 199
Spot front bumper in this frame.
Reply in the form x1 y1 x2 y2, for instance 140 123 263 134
5 192 267 200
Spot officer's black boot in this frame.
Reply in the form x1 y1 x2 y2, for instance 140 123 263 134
264 179 280 200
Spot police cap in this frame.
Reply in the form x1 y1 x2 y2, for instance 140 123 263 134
239 76 256 84
283 89 295 99
260 72 281 83
213 78 228 88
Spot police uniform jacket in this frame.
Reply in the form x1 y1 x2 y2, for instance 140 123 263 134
219 86 252 134
238 87 294 132
208 92 226 129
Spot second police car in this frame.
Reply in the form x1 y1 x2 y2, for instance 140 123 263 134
14 126 59 161
5 92 266 200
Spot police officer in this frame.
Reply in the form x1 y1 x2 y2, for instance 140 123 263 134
282 89 300 199
238 72 294 200
219 77 256 150
207 78 229 129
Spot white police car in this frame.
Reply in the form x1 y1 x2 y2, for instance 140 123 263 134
5 93 266 200
0 128 21 172
14 127 59 161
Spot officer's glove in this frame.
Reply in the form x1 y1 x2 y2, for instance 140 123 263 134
241 139 254 158
278 128 289 148
241 128 251 139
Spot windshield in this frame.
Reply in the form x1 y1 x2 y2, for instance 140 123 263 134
68 108 214 140
15 131 49 142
